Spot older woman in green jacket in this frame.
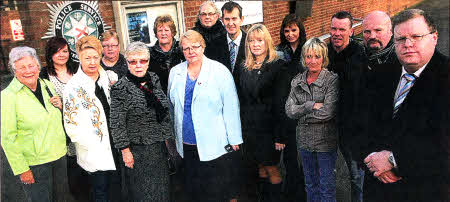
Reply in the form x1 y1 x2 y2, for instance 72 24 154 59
1 46 68 202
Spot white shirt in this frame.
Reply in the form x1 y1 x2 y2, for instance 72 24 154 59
394 63 429 101
227 31 243 57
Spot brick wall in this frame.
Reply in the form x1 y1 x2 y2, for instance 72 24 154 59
0 0 424 72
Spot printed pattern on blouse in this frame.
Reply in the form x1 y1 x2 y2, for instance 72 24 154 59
64 87 104 141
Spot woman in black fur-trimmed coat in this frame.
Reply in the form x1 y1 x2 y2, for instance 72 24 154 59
110 42 173 202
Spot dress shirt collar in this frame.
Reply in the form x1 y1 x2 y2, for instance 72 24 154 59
400 62 429 79
227 31 243 48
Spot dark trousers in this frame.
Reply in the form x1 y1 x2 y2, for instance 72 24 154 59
88 170 121 202
21 156 71 202
282 132 306 201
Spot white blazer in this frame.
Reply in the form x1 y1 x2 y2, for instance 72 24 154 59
63 66 116 172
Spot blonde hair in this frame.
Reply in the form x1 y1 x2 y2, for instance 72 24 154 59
100 30 119 43
76 36 103 56
180 30 206 48
301 38 329 69
244 24 279 70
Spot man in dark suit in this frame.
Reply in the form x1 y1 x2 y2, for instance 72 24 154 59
362 9 449 202
217 1 247 82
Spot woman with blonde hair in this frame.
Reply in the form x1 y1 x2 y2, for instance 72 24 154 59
237 24 286 201
285 38 339 202
63 36 121 201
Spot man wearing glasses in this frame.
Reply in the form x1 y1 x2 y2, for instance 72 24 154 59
362 9 449 202
100 30 129 78
192 1 228 62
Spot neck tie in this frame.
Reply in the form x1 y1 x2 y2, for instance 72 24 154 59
229 41 237 72
393 73 417 117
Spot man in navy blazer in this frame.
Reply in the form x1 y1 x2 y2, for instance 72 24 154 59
361 9 449 202
215 1 247 83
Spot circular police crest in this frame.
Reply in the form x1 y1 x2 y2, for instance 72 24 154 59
42 1 111 61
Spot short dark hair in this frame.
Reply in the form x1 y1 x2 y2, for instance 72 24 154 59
393 9 436 33
279 14 306 47
331 11 353 28
221 1 242 18
45 37 77 76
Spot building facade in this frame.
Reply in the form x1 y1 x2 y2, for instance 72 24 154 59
0 0 423 72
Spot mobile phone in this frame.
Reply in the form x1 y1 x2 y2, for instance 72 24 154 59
224 144 234 153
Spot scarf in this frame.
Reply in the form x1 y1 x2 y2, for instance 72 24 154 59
367 39 395 65
127 72 168 123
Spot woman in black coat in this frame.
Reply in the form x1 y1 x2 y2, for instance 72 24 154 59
237 24 286 201
276 14 308 201
148 14 184 94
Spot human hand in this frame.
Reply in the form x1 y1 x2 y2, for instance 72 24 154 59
377 170 401 183
49 96 62 110
275 143 285 151
232 145 240 151
121 148 134 168
364 150 393 177
20 170 35 185
313 103 323 109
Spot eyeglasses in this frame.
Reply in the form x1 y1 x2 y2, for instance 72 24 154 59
182 45 202 52
200 12 216 17
102 44 119 49
127 59 149 65
394 32 434 45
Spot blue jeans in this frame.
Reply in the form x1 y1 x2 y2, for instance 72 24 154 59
299 149 337 202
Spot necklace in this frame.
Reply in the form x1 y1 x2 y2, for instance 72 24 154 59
255 61 263 65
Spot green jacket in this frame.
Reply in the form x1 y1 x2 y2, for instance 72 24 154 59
1 78 66 175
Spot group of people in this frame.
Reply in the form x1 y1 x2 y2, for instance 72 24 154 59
1 1 448 202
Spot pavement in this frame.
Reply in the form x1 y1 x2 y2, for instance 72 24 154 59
1 0 448 201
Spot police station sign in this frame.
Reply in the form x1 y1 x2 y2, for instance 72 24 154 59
42 1 111 61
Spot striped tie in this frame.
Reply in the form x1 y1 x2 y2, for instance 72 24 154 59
229 41 237 72
393 73 417 117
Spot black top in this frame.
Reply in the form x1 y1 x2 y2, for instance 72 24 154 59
100 54 129 79
277 43 303 70
192 20 228 62
327 39 368 148
95 80 110 126
149 40 185 94
275 51 305 141
31 81 46 109
237 59 287 143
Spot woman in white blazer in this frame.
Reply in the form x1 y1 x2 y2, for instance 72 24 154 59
63 36 121 202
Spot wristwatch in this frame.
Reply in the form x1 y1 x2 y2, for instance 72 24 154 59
388 152 398 168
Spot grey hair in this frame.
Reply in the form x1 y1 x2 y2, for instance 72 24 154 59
124 42 150 60
8 46 41 74
198 1 221 18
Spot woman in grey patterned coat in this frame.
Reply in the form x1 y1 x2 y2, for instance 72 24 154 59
110 42 173 201
285 38 339 202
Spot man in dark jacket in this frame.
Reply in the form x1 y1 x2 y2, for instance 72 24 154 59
218 1 247 82
362 11 397 68
327 11 368 202
362 9 449 202
192 1 228 62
